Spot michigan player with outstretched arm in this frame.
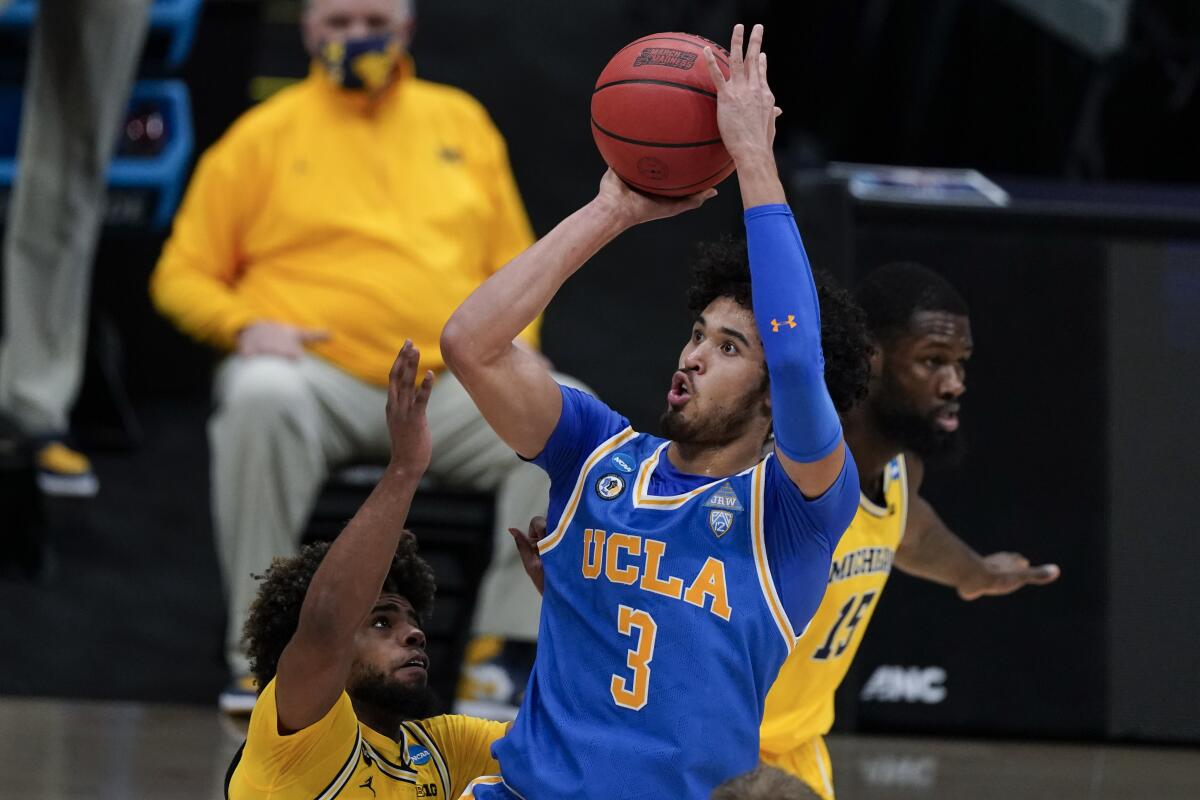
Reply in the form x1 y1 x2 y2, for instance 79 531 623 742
758 263 1060 799
440 24 867 799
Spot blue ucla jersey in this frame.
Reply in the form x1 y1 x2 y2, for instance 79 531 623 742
491 387 858 799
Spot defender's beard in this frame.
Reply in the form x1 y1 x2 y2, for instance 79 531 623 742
348 665 434 720
870 373 966 468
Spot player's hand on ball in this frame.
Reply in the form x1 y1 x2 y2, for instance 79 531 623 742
509 516 547 595
596 168 716 228
385 340 434 476
702 23 782 159
958 552 1061 600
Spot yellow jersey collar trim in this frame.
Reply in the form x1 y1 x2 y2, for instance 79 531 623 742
359 722 415 771
858 491 890 518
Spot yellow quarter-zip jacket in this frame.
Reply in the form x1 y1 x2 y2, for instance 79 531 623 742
151 65 536 384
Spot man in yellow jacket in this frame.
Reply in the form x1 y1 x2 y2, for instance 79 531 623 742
151 0 565 713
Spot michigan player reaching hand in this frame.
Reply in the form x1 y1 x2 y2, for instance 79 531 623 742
758 263 1061 799
441 24 869 799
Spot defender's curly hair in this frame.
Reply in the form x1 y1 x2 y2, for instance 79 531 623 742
686 236 871 413
243 536 437 689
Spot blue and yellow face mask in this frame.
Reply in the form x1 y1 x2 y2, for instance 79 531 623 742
317 34 403 92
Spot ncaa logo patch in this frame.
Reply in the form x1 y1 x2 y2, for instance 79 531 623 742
596 473 625 500
408 745 431 765
888 459 902 481
610 452 635 474
708 509 734 538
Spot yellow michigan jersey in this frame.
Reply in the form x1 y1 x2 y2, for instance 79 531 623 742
759 455 909 800
226 678 506 799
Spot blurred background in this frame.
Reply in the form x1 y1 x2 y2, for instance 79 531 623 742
1 0 1198 797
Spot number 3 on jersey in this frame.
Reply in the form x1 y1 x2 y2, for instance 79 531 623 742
610 605 658 710
812 591 876 660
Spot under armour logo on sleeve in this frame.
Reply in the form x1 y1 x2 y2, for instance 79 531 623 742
770 315 797 332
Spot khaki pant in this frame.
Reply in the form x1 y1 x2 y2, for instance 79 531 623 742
212 354 572 674
0 0 151 433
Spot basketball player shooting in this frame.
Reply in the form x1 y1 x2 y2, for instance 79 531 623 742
441 23 864 799
441 21 864 796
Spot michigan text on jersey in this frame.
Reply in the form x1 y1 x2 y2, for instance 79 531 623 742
828 546 894 584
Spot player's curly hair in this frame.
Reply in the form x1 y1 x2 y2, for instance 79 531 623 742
686 236 871 413
243 536 437 689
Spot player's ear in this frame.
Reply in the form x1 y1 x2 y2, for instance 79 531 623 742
868 338 884 379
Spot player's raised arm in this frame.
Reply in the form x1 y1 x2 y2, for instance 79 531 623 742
271 343 432 733
702 24 848 498
895 456 1061 600
441 171 716 459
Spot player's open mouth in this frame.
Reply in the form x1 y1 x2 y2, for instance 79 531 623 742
933 405 959 433
667 370 692 409
397 655 429 672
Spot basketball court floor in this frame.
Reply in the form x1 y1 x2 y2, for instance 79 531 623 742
2 697 1197 799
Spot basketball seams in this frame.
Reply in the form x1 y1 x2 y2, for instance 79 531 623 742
617 160 735 195
593 78 717 100
590 117 722 149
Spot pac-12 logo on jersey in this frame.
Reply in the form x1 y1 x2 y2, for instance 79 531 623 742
610 453 636 474
596 474 626 500
708 509 734 538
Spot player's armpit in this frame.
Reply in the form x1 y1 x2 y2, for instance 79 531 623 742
774 441 850 500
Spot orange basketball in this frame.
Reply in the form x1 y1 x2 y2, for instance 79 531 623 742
591 32 733 197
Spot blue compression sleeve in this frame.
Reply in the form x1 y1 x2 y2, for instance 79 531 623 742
745 204 842 462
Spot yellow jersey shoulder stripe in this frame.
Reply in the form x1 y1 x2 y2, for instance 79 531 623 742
537 426 638 555
315 725 363 800
894 453 910 545
400 720 451 797
361 741 417 783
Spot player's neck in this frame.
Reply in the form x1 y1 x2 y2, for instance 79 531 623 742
666 435 765 478
843 405 901 490
352 700 406 742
